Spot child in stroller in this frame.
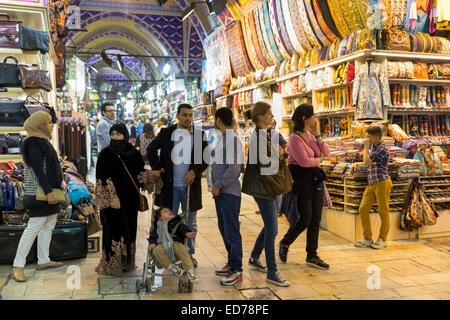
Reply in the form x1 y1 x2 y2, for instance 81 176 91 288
147 207 198 282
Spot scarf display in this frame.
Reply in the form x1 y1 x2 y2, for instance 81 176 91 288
157 220 175 261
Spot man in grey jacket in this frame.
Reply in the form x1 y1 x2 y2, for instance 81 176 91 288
96 102 115 152
211 108 245 286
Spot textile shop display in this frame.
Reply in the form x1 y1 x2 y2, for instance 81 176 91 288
273 0 295 56
58 120 88 178
267 0 291 60
241 16 265 71
245 13 269 69
257 4 283 64
326 0 371 37
225 21 255 76
296 0 323 48
311 0 340 42
281 0 309 55
252 9 276 66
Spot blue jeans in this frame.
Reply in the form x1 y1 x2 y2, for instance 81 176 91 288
206 166 212 190
214 193 243 272
251 197 278 275
172 186 197 255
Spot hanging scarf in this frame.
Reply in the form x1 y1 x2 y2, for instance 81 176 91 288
156 220 175 261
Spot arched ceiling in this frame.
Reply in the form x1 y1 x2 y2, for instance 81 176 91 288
67 0 214 86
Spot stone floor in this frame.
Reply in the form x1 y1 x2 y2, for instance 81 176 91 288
1 179 450 300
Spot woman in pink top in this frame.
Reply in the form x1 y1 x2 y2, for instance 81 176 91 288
278 104 330 270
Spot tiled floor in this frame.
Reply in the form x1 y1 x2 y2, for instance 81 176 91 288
1 179 449 300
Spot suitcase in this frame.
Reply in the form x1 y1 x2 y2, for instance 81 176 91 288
49 219 88 261
0 225 37 264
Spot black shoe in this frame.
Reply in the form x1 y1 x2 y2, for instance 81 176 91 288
190 255 198 268
248 257 267 273
278 241 289 263
306 255 329 270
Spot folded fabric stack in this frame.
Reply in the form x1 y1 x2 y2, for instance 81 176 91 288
382 136 396 147
394 158 422 178
344 150 363 163
320 159 337 175
387 146 408 158
330 162 348 176
352 163 368 177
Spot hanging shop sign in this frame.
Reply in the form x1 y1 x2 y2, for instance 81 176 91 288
204 27 232 91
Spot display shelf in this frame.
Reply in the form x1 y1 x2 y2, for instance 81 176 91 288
387 107 450 114
316 109 355 117
372 50 450 62
315 81 354 93
193 104 213 109
0 88 45 94
0 154 22 161
0 48 41 55
388 78 450 85
282 91 312 100
326 182 344 187
0 127 26 134
430 199 450 203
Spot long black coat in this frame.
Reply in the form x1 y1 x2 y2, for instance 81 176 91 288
147 124 209 212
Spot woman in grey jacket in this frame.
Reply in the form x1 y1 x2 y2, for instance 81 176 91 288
11 111 64 282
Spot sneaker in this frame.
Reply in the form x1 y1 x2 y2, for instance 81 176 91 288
186 270 199 282
354 238 373 248
267 271 290 287
190 255 198 268
278 241 289 263
371 238 387 250
215 264 230 276
306 255 330 270
248 257 267 273
220 271 243 286
168 264 184 278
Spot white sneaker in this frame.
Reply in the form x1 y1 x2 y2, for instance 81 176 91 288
168 264 184 278
371 238 387 249
186 269 198 282
354 238 373 248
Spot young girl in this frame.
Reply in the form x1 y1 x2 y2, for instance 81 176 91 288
148 207 198 282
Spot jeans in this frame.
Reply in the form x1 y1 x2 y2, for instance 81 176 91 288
214 193 243 272
172 186 197 255
206 166 212 190
275 195 282 213
13 214 57 268
281 189 323 259
251 197 278 275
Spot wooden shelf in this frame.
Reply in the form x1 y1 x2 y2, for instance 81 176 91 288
0 127 26 134
316 109 355 117
282 91 312 99
315 81 354 92
388 78 450 85
0 88 44 94
0 154 22 161
387 107 450 114
430 199 450 203
0 48 41 55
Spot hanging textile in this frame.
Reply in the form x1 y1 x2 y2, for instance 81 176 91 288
246 13 270 68
241 17 265 70
303 0 331 47
326 0 372 37
296 0 322 48
281 0 312 53
225 21 255 76
314 0 343 39
259 3 284 63
353 61 391 120
204 27 232 91
311 0 339 43
253 8 277 65
267 0 292 60
273 0 296 56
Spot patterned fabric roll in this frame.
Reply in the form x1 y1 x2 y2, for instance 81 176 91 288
327 0 371 37
252 9 276 66
296 0 322 47
304 0 331 47
268 0 292 59
312 0 339 43
282 0 312 54
247 13 270 68
225 21 255 76
241 16 265 70
255 6 280 64
326 0 351 37
316 0 343 39
274 0 295 56
260 1 284 63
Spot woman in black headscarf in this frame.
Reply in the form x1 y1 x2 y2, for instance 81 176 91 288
95 123 162 276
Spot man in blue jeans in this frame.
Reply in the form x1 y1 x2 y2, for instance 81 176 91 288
211 108 245 285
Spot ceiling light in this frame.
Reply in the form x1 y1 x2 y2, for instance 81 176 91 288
163 63 171 75
90 66 98 73
117 55 124 72
182 2 196 21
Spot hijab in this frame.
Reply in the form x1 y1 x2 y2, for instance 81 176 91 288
24 111 52 140
109 123 135 157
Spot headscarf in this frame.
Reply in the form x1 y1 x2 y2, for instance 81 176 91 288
109 122 135 157
24 111 52 140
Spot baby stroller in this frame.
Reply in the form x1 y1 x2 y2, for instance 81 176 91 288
136 183 194 294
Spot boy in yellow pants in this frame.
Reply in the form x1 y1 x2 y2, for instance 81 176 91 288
351 126 392 249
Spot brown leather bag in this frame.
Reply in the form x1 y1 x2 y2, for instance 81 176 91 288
18 65 52 91
1 211 28 225
0 13 22 49
77 200 102 236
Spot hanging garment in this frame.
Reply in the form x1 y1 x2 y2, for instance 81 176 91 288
353 61 391 120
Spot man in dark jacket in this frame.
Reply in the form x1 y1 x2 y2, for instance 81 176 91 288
147 103 209 267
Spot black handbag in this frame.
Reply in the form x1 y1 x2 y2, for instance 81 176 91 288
24 93 58 123
0 98 27 126
7 133 22 154
0 225 37 264
0 134 7 154
19 25 49 54
0 56 21 87
49 219 88 261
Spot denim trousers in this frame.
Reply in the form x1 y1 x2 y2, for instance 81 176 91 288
251 197 278 275
214 193 243 272
172 186 197 255
206 166 212 190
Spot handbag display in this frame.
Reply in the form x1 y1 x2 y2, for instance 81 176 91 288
1 211 28 225
24 94 58 123
0 56 21 87
36 187 70 204
116 153 149 212
0 13 22 49
0 98 27 127
18 65 52 91
7 133 22 154
19 25 49 54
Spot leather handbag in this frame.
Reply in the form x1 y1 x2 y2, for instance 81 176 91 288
24 93 58 123
1 211 28 225
116 153 149 213
0 13 22 49
382 28 411 51
0 56 21 87
19 25 49 54
14 182 25 211
19 65 52 91
76 198 102 236
0 98 27 126
7 133 22 154
49 219 88 261
36 187 70 204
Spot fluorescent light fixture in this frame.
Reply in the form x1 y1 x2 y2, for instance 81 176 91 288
182 2 196 21
163 63 171 75
117 55 124 72
118 92 122 96
91 66 98 73
116 60 122 71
